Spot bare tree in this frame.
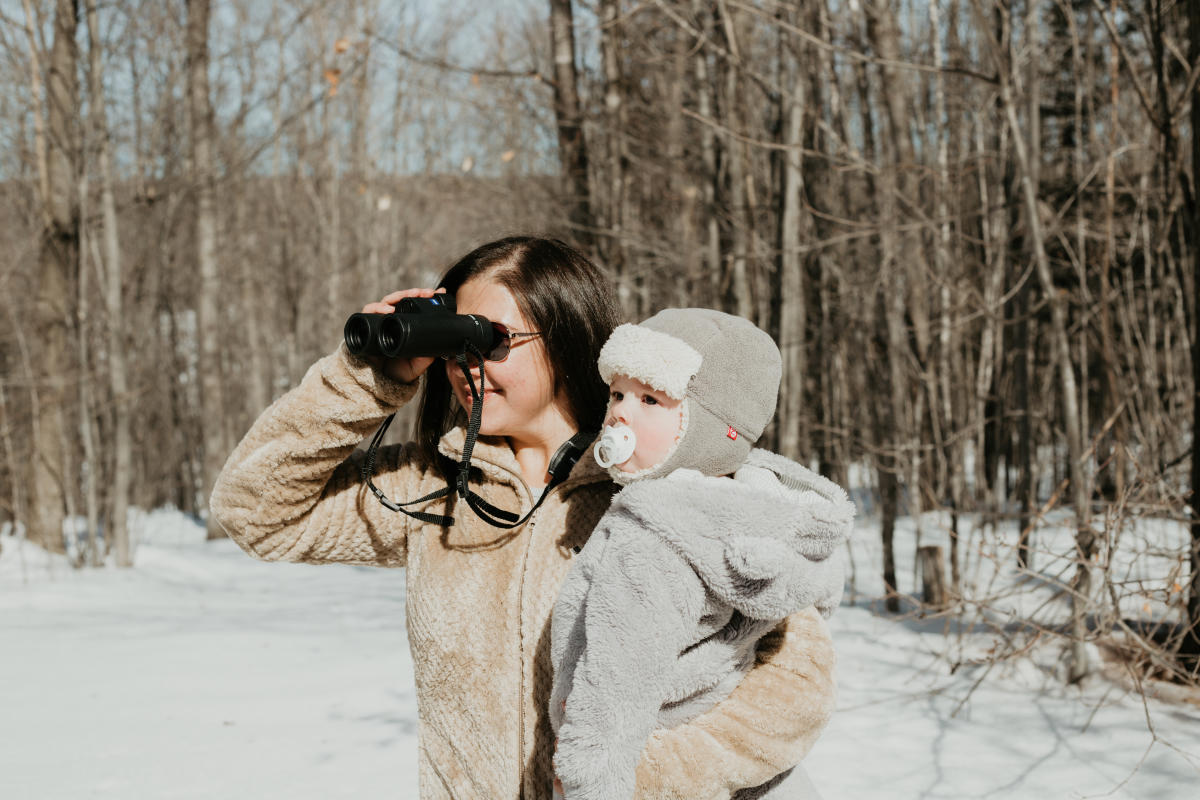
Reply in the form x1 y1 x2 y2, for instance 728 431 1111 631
548 0 595 250
82 0 132 566
29 0 81 555
1187 0 1200 666
186 0 227 539
983 0 1093 681
775 4 810 462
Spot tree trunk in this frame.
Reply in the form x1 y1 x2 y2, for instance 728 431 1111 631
693 0 721 309
993 18 1092 681
85 0 131 567
930 0 959 596
30 0 81 554
1097 0 1125 503
0 377 25 547
352 21 373 298
852 3 900 613
1013 245 1035 569
20 0 50 221
974 116 1004 514
879 457 900 613
814 0 850 490
777 23 809 462
1006 5 1034 567
918 545 947 610
670 26 694 318
866 0 921 553
548 0 595 250
598 0 628 298
77 182 101 567
1185 0 1200 664
719 5 751 320
322 65 342 344
187 0 227 539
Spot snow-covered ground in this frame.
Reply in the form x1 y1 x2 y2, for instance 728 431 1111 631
2 508 1197 799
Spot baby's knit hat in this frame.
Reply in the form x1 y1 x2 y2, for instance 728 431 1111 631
597 308 783 484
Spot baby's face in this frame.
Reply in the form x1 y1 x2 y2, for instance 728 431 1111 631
604 374 683 473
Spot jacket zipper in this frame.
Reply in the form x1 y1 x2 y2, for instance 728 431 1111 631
515 488 542 799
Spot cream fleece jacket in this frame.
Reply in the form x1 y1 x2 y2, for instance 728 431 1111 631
209 345 838 800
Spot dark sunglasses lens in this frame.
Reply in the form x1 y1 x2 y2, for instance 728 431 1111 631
487 323 512 362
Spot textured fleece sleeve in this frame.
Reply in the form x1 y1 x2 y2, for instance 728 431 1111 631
209 344 425 566
632 608 837 800
555 535 704 800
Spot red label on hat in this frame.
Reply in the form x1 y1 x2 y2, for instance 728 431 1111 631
727 426 738 440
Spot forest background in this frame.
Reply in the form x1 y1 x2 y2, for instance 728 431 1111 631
1 0 1199 690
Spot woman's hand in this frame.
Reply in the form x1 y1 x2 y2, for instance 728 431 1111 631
359 287 447 384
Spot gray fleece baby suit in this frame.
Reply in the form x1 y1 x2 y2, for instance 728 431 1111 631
549 309 855 800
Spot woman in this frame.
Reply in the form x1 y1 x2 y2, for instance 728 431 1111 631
210 236 837 799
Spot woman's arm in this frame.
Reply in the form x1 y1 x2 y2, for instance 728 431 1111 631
209 344 426 566
632 608 837 800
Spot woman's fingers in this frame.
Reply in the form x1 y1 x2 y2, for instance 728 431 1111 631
380 287 445 305
363 287 445 314
355 288 447 383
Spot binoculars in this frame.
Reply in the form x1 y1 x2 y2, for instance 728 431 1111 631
344 295 497 360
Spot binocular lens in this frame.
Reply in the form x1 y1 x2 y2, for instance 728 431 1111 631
378 316 405 356
345 316 373 354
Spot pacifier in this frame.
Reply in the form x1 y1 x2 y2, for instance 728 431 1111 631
593 423 636 468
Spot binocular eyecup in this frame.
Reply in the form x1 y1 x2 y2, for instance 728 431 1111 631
344 295 498 361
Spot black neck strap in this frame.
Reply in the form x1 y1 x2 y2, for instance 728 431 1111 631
360 343 597 528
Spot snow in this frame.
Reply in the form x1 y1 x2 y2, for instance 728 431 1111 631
2 508 1198 799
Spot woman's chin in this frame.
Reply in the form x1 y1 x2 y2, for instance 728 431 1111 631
475 423 507 438
473 410 512 438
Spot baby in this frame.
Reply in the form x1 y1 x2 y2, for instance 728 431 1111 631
549 308 856 800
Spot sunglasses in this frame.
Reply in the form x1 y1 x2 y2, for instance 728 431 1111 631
443 321 542 366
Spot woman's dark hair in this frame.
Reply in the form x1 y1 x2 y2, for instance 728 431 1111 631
415 236 620 469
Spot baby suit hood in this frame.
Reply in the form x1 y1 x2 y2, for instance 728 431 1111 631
611 448 854 619
597 308 783 484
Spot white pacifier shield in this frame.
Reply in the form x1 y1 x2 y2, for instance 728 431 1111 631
594 423 636 468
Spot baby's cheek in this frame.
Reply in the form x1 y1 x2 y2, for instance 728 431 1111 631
644 427 676 460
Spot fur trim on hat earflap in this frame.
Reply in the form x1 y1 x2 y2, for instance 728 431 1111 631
598 324 703 400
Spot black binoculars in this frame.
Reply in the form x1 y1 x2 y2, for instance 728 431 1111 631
343 295 498 360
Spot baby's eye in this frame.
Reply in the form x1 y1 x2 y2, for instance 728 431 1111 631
610 390 623 402
642 394 658 406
